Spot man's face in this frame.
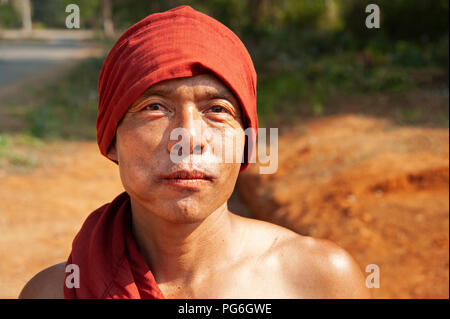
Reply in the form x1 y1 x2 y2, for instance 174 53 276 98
108 74 245 223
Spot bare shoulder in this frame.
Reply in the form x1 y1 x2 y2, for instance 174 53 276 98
234 215 371 298
278 235 372 298
18 262 66 299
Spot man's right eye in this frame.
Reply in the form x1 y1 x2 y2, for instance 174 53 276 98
142 103 163 111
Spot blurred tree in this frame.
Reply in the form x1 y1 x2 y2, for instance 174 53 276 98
380 0 448 40
101 0 114 37
341 0 449 42
11 0 31 31
0 0 21 28
318 0 343 31
112 0 153 30
62 0 101 29
31 0 64 28
30 0 100 29
281 0 326 29
1 0 446 70
1 0 447 44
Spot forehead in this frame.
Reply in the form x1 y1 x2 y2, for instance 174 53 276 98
141 74 238 102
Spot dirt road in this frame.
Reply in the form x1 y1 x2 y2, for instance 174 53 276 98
0 38 104 100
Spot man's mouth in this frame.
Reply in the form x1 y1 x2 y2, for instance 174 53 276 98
160 169 213 189
163 169 213 180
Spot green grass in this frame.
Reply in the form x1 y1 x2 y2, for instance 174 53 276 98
26 57 104 140
0 133 42 170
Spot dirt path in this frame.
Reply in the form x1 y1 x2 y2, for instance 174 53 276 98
0 142 122 298
0 39 104 101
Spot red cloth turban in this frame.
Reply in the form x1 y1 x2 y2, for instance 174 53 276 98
96 5 258 171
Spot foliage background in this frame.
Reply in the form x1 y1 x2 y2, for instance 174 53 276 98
1 0 448 137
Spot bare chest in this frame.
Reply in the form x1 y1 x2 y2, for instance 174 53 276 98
157 260 300 299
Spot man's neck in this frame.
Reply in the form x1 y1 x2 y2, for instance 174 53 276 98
130 199 243 286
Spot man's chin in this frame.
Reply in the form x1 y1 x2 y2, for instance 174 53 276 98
137 195 213 223
129 187 224 224
154 206 214 225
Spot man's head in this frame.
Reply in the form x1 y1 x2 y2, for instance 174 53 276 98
107 74 245 223
96 6 257 222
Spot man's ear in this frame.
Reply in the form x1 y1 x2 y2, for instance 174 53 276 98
106 138 119 163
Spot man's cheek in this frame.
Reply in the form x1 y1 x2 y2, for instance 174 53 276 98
210 134 245 165
119 157 154 190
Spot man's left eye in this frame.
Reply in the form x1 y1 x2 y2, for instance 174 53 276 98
207 105 230 114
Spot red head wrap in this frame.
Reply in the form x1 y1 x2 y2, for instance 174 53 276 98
96 5 258 171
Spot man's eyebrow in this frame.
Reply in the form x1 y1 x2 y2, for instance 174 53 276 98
143 86 237 103
142 86 173 97
201 89 236 102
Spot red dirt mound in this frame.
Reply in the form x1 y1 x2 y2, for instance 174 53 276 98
238 114 449 298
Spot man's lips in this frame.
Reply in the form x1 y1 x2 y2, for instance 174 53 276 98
160 169 214 189
162 169 213 180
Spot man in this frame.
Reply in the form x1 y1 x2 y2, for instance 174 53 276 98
19 5 371 299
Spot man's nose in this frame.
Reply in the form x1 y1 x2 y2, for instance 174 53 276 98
167 105 208 155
